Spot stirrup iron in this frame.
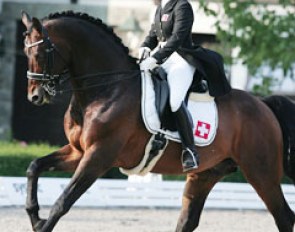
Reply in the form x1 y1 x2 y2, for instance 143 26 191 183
181 148 199 172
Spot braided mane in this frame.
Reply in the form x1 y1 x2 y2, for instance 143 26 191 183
45 11 137 64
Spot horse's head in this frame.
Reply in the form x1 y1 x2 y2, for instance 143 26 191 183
21 11 140 106
21 11 69 105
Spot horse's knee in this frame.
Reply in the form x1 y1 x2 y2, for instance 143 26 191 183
26 159 41 178
51 198 71 218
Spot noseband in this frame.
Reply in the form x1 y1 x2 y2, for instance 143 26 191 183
24 27 70 96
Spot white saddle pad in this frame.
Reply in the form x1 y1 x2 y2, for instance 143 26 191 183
141 70 218 147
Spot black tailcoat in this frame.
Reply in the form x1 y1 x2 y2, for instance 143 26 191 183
141 0 231 97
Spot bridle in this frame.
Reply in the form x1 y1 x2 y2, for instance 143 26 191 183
24 26 70 96
24 24 141 97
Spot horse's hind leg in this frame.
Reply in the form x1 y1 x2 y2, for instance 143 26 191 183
240 153 295 232
26 145 82 231
176 159 237 232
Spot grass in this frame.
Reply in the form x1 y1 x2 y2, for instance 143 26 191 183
0 141 293 184
0 141 126 178
0 141 69 177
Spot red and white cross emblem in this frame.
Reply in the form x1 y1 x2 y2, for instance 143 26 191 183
195 121 211 139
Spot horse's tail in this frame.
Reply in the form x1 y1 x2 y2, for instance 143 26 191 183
262 95 295 184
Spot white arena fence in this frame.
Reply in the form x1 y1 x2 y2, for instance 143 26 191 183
0 177 294 210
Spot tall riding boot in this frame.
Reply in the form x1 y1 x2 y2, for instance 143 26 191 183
174 102 200 172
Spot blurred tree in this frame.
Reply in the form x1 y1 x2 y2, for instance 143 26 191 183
198 0 295 80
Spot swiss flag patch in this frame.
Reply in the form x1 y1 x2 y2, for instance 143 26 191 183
161 14 169 22
195 121 211 139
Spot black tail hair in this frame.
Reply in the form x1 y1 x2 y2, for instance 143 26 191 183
263 95 295 184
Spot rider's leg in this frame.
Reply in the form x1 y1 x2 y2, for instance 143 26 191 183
174 102 199 171
162 52 199 171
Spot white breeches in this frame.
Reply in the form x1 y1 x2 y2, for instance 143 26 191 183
161 52 196 112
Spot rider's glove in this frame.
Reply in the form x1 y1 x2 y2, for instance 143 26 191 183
140 57 158 71
138 47 151 61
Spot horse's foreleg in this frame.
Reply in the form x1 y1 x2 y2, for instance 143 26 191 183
176 159 237 232
26 145 82 231
37 144 114 232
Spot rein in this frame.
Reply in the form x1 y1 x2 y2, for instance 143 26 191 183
54 69 141 95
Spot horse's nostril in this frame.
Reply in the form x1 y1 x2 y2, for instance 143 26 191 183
32 95 39 102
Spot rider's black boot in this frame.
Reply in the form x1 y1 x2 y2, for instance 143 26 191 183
174 102 199 172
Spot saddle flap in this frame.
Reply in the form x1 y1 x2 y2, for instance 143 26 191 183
150 67 170 121
141 69 218 147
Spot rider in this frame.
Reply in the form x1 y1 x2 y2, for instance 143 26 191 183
139 0 231 172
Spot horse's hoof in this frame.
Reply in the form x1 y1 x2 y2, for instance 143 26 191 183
33 219 47 232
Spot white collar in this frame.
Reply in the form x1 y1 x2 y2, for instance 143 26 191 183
161 0 171 8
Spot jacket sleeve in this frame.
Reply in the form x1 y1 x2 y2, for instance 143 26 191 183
141 23 158 50
141 8 159 50
153 2 194 64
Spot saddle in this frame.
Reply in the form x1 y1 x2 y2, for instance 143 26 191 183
120 67 218 176
141 66 218 146
150 67 208 131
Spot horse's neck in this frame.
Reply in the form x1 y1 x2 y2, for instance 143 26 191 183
67 78 141 128
53 17 140 113
68 40 139 107
66 25 136 74
69 70 141 114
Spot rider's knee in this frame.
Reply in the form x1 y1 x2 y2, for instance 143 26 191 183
170 100 182 112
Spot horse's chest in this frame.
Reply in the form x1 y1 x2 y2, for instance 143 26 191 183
66 123 83 149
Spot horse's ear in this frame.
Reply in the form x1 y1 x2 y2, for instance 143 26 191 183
31 17 43 34
21 10 32 29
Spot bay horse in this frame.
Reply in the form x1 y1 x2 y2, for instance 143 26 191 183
21 11 295 232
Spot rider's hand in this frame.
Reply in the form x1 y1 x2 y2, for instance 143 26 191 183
138 47 151 61
140 57 158 71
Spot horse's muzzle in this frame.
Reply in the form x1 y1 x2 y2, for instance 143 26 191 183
28 87 48 106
